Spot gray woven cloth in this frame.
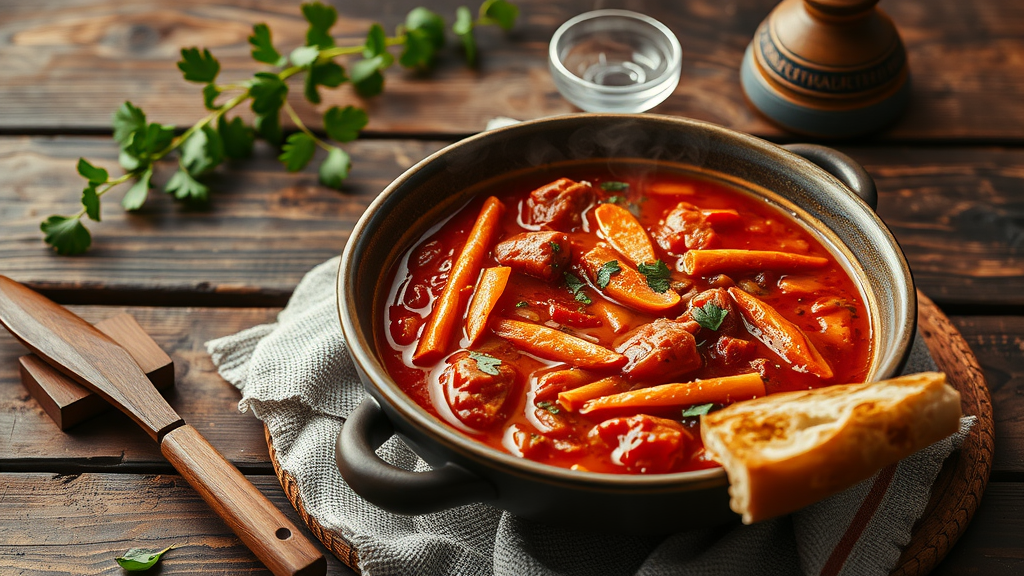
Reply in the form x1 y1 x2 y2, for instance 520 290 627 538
207 257 975 576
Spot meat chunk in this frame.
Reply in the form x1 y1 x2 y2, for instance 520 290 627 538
654 202 720 253
510 425 584 460
588 414 693 473
442 351 518 429
616 318 701 382
713 335 757 365
526 178 595 231
493 231 571 282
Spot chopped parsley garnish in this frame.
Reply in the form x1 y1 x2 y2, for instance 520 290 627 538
564 272 592 305
595 260 621 289
638 260 671 293
549 241 561 253
692 302 729 331
537 401 561 415
515 301 529 308
682 403 714 417
600 181 629 192
604 195 623 204
468 351 502 376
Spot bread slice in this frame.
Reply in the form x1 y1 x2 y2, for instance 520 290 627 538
700 372 962 524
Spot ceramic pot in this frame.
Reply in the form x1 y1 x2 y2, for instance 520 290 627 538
335 114 915 532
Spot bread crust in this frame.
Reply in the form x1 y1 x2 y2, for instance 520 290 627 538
700 372 962 524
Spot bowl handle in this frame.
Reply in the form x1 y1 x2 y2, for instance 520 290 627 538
336 396 497 515
783 144 878 211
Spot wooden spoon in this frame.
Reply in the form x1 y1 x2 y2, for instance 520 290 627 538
0 276 326 576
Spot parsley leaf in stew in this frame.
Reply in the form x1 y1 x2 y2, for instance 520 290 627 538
564 272 592 305
682 403 714 417
537 401 562 415
638 260 672 293
692 302 729 331
600 181 629 192
549 241 561 253
596 260 621 289
515 301 529 308
468 351 502 376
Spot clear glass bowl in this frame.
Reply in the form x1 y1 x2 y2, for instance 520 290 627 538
549 10 682 113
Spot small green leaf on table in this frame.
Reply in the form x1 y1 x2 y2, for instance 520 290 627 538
481 0 519 30
112 102 146 146
114 544 176 572
165 169 209 201
122 166 154 211
453 7 477 65
218 116 255 160
76 158 108 184
81 186 101 222
302 1 337 49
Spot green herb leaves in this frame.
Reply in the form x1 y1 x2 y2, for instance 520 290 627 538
469 351 502 375
250 23 285 66
177 48 220 83
279 132 317 172
324 106 369 142
638 260 671 293
114 545 176 572
537 400 561 415
596 260 621 289
681 403 713 417
692 302 729 331
564 272 592 305
600 181 629 192
43 1 519 254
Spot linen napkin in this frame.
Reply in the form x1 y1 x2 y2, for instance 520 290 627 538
207 257 975 576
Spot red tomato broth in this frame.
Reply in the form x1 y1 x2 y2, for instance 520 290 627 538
378 165 872 475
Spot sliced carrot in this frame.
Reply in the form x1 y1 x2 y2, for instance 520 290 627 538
682 249 829 277
590 300 634 334
413 197 505 365
578 373 765 415
728 287 834 379
491 318 627 370
580 246 680 313
700 209 742 226
465 266 511 346
558 376 629 412
594 203 657 266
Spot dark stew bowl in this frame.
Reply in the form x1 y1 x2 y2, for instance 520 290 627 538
336 114 915 532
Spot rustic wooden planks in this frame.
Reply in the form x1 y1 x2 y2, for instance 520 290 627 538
0 472 1019 575
3 137 1024 307
0 473 356 575
0 0 1022 141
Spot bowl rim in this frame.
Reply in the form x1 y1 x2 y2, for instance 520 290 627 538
548 9 683 95
338 113 915 489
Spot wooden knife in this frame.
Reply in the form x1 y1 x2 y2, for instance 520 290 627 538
0 276 326 576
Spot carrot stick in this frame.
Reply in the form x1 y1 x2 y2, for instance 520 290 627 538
578 373 765 415
558 376 629 412
413 197 505 365
594 203 657 266
491 318 627 370
683 249 829 276
465 266 511 346
581 246 680 313
728 287 834 379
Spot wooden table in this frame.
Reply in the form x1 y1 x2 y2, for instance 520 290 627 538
1 1 1022 574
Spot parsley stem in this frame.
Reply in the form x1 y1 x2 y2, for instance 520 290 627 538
282 102 333 152
154 91 250 162
317 36 406 60
66 171 138 220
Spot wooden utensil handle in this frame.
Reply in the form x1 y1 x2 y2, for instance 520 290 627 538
161 425 327 576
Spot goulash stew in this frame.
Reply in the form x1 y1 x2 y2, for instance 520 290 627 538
380 170 872 474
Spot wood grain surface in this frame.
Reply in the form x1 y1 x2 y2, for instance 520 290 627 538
1 0 1022 141
0 473 357 576
2 137 1024 308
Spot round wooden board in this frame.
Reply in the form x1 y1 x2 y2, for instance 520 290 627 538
266 290 994 575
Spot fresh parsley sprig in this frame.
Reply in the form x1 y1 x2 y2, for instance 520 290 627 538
692 302 729 331
42 0 519 255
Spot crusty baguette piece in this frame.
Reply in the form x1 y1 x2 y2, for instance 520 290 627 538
700 372 962 524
